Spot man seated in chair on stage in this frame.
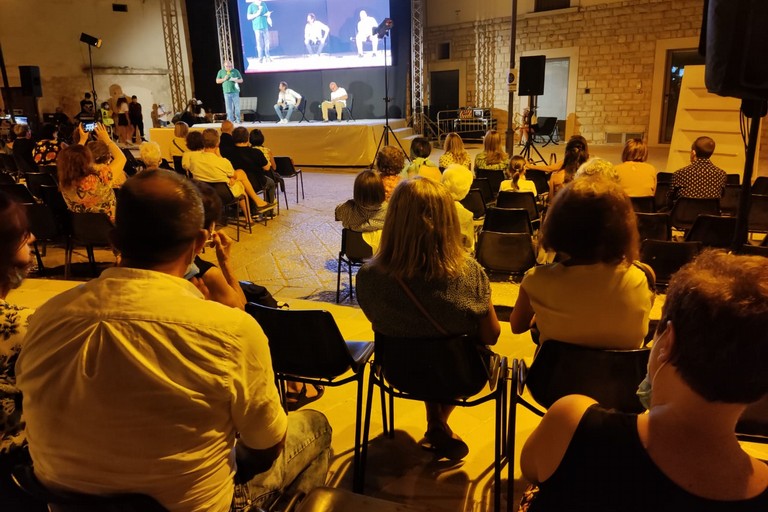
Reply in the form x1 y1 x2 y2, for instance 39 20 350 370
16 170 332 512
321 82 348 122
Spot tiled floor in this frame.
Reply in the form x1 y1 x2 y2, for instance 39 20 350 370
9 142 766 510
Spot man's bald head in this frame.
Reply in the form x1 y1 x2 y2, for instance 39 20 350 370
112 170 205 267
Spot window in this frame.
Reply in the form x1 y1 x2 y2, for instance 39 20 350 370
534 0 570 12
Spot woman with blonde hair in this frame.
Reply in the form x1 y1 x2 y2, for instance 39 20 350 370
439 132 471 170
615 138 657 197
474 129 509 171
357 177 500 461
510 177 653 349
57 123 127 221
169 121 189 161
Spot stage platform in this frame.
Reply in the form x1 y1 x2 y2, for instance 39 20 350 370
149 119 413 168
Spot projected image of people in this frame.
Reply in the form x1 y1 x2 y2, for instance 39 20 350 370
238 0 392 73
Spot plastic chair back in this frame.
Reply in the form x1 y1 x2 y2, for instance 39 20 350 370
71 212 113 246
24 171 57 199
0 183 36 203
482 207 532 234
656 171 673 183
274 156 299 177
749 194 768 233
476 231 536 274
341 228 373 262
630 196 655 213
640 239 702 286
635 212 671 242
684 214 737 248
525 169 550 196
670 197 720 231
374 333 489 400
0 171 15 185
726 173 741 185
496 190 539 221
246 303 358 378
460 188 486 219
739 244 768 257
720 184 741 216
654 181 671 211
525 340 650 413
752 176 768 195
470 177 494 205
475 168 505 196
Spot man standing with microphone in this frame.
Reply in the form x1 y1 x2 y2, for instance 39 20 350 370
216 61 244 123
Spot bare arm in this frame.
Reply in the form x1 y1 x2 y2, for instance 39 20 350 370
478 298 501 345
509 286 536 334
528 162 562 172
521 395 596 483
203 230 247 309
95 123 127 185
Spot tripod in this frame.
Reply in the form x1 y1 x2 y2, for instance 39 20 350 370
371 30 409 166
518 95 546 164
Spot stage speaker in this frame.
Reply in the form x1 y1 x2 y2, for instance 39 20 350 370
19 66 43 98
702 0 768 101
519 56 546 96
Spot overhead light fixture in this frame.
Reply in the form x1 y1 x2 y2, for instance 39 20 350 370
80 33 102 48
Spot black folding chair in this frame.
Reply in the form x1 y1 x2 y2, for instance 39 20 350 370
496 191 540 229
65 212 115 279
656 171 673 183
296 98 309 123
635 212 671 242
684 214 737 248
720 184 741 217
475 231 537 277
748 194 768 234
653 181 671 212
530 116 559 146
482 207 532 234
640 239 702 290
210 182 255 241
630 196 655 213
470 177 495 206
525 169 550 197
475 168 505 197
274 157 305 203
24 172 57 200
669 197 720 232
0 183 37 203
460 188 487 220
336 228 373 303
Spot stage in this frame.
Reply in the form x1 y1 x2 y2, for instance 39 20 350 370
149 119 413 168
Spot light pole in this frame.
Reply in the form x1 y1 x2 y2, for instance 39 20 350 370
505 0 518 155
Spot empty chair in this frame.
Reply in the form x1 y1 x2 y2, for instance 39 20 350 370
210 182 255 241
726 173 741 185
239 96 259 122
296 97 309 123
65 212 114 279
336 228 373 303
475 168 505 197
360 333 509 510
669 197 720 231
482 206 532 234
530 116 559 146
525 169 550 196
635 212 671 242
496 190 540 228
685 214 737 248
0 183 37 204
629 195 655 213
752 176 768 195
274 156 304 203
656 171 673 183
245 302 374 491
470 177 495 206
459 188 486 220
24 171 57 200
639 239 702 288
475 231 536 276
720 183 742 216
25 202 63 275
748 194 768 233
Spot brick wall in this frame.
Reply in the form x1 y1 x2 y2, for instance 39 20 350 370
425 0 703 145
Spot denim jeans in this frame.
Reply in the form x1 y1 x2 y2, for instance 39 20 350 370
274 104 296 121
225 92 240 123
231 410 332 511
255 29 270 59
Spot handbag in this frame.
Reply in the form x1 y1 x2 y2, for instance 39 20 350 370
395 276 501 388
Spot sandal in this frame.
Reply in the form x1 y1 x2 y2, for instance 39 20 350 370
421 427 469 461
285 383 325 412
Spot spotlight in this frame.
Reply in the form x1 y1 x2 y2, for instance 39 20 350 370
80 33 102 48
373 18 393 39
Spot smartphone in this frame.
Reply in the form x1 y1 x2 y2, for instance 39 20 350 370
83 122 96 132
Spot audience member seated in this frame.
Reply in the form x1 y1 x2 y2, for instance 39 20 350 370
441 164 475 252
357 177 501 461
11 124 37 172
32 123 65 167
668 135 726 205
500 155 537 194
169 121 189 161
519 251 768 512
181 130 204 173
509 177 653 349
376 146 406 201
191 181 248 309
226 127 276 204
403 137 438 178
219 120 236 159
16 170 332 511
574 157 619 182
0 192 46 512
615 138 657 197
249 129 284 192
439 132 472 170
528 135 589 199
187 128 275 223
57 123 127 221
139 141 166 171
474 129 509 171
335 170 387 250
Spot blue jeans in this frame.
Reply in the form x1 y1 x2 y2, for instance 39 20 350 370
274 104 296 122
224 92 240 123
255 29 270 59
231 410 332 511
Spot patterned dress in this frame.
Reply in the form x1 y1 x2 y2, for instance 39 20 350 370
0 300 32 454
61 163 119 221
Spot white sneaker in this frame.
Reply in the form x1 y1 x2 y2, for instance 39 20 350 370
279 119 287 124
